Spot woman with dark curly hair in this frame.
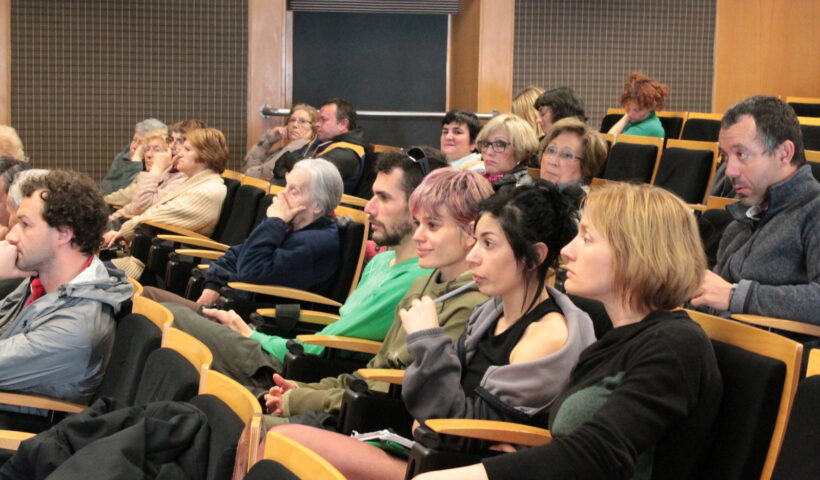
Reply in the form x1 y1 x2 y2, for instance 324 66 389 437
608 71 670 138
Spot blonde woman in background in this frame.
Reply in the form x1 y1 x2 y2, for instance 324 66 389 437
512 86 545 137
243 103 318 180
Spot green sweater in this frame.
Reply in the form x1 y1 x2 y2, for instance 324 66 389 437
249 251 430 362
280 269 486 416
622 111 665 138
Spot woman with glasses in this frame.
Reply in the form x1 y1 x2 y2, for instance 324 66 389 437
243 103 318 180
539 117 608 192
475 114 539 193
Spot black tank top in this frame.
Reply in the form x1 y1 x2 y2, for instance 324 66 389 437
461 297 562 396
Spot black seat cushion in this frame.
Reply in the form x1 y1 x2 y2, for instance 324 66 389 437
653 147 714 203
772 375 820 479
799 124 820 151
681 118 722 142
217 184 264 246
789 102 820 118
210 178 240 241
134 348 201 405
602 142 659 183
326 219 365 303
244 459 301 480
698 339 786 480
659 116 683 139
599 113 622 133
189 394 244 480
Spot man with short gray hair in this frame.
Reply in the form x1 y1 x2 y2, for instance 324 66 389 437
143 157 343 308
100 118 167 194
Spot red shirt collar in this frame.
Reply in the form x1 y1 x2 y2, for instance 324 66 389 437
24 255 94 308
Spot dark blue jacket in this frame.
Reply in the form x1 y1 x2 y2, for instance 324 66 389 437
204 216 340 296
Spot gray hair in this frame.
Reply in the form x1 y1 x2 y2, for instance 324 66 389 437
134 118 167 136
0 125 27 161
1 159 30 193
8 169 49 209
293 158 343 216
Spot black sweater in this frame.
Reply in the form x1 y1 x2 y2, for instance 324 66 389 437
482 310 722 480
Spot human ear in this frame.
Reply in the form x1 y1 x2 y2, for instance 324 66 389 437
533 242 548 265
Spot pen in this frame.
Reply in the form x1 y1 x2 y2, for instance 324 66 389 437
433 280 477 304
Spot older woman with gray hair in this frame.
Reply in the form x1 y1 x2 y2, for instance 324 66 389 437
142 157 344 310
100 117 168 195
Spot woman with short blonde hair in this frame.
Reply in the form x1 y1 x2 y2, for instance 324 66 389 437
475 114 539 193
243 103 319 179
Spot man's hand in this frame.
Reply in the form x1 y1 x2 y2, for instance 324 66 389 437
201 308 254 337
195 288 221 306
266 194 306 224
264 373 297 415
131 145 144 163
399 296 440 335
0 225 8 241
691 270 734 311
101 230 124 248
0 241 36 280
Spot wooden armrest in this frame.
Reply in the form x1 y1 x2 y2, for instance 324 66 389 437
732 314 820 337
688 204 708 212
197 264 211 269
0 391 85 414
175 249 224 260
0 430 36 450
340 194 368 208
356 368 404 385
296 335 382 354
158 235 229 251
228 283 342 308
424 419 552 447
256 308 340 326
138 220 209 240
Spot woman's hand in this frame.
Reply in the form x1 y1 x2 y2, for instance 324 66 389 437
264 373 297 415
101 230 124 248
201 308 254 337
398 296 440 335
195 288 221 306
266 194 306 224
149 150 174 174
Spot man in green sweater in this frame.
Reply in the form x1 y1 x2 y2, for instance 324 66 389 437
165 149 449 389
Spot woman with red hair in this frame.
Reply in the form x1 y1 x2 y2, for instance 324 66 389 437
608 71 670 138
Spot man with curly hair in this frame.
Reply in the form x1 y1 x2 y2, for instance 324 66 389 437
0 170 133 404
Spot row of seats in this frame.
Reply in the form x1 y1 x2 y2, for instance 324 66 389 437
599 108 820 150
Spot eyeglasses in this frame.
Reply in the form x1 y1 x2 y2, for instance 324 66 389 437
406 147 431 177
477 140 510 153
287 117 312 126
543 145 583 162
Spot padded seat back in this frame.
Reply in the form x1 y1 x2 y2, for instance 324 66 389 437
698 339 786 480
789 102 820 117
210 177 241 241
653 147 714 203
771 375 820 479
599 113 622 133
95 313 162 406
658 116 683 139
681 118 721 142
326 219 366 304
799 124 820 151
133 348 201 404
217 184 265 246
254 194 276 228
353 145 378 199
601 142 659 183
189 394 245 480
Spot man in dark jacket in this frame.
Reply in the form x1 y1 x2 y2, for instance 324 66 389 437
273 98 367 194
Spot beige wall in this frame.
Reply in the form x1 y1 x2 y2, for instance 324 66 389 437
714 0 820 112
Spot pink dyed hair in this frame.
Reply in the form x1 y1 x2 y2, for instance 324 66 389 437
408 167 494 230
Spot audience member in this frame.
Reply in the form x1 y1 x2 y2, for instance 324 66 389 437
262 168 493 426
0 166 39 298
103 128 228 279
243 103 318 180
417 183 721 480
691 95 819 328
608 71 669 138
512 86 545 137
0 158 29 240
271 181 595 480
476 114 539 193
440 110 483 171
273 98 366 194
162 150 447 388
533 87 587 140
0 170 132 404
105 129 187 225
539 117 607 191
100 118 167 195
0 126 27 161
143 158 343 309
168 119 207 162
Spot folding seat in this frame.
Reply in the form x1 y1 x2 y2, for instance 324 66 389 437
798 117 820 151
600 134 663 184
680 112 723 142
652 139 718 204
787 96 820 118
656 111 687 139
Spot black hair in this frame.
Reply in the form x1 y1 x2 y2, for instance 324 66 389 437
441 110 483 142
323 97 358 130
374 146 449 199
0 157 29 193
721 95 805 166
477 179 579 312
533 87 587 123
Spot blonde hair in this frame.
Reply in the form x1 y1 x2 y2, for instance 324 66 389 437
476 114 539 165
584 183 705 313
0 125 27 161
142 129 170 151
539 117 608 180
512 86 545 136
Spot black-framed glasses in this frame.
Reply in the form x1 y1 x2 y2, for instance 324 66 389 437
477 140 510 153
544 145 583 162
406 147 431 176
